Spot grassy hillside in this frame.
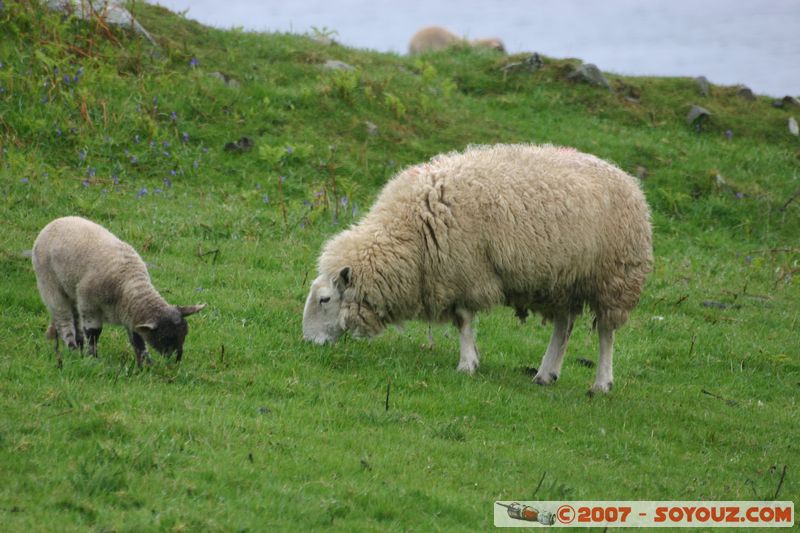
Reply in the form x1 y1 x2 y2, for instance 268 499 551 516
1 1 798 530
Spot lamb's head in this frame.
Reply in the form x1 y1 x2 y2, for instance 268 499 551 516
135 304 206 360
303 267 385 344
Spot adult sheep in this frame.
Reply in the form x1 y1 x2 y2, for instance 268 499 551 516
408 26 505 55
303 144 652 394
32 216 205 366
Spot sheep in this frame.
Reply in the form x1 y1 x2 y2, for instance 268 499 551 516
302 144 652 394
32 216 205 366
408 26 505 55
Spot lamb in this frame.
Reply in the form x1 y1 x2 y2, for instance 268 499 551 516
303 144 652 394
408 26 505 55
32 216 205 366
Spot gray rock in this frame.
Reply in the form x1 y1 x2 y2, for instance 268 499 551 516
322 60 355 72
365 121 379 137
736 85 756 101
209 71 241 88
783 95 800 107
46 0 156 46
501 53 544 74
687 105 712 125
789 117 799 137
694 76 711 97
567 63 611 90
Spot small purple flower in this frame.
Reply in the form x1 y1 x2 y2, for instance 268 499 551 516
86 167 96 177
79 149 87 161
256 183 262 190
189 57 199 68
55 127 62 136
154 188 163 194
136 187 148 198
340 195 348 207
0 87 5 94
63 74 70 84
72 75 79 83
724 130 733 140
192 160 199 169
134 134 141 144
303 200 311 208
41 95 49 104
82 179 90 188
170 169 176 176
279 175 286 183
70 127 77 135
112 174 120 185
124 149 130 156
163 151 170 157
149 140 156 148
262 195 270 204
152 96 158 105
735 192 744 199
77 67 84 76
181 132 189 143
285 145 294 155
53 66 59 75
314 190 323 198
170 111 177 121
130 155 138 164
21 177 29 184
163 177 172 188
162 140 170 148
201 147 209 154
351 203 358 217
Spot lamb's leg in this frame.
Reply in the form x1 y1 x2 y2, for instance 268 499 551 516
127 329 152 367
78 306 103 357
533 313 574 386
589 322 615 395
454 308 479 374
72 309 85 353
51 309 80 351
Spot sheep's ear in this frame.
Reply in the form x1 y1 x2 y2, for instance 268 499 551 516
134 322 157 335
334 266 352 293
178 303 206 317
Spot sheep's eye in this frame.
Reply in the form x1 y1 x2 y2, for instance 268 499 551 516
319 296 331 304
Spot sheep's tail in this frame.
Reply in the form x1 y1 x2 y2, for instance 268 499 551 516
45 323 57 339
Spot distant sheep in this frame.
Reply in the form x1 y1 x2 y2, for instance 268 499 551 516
303 144 652 394
32 216 205 366
408 26 505 55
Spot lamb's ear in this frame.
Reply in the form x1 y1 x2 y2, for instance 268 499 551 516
178 303 207 317
334 266 352 293
134 322 157 335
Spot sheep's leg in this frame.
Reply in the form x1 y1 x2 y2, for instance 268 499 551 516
50 309 80 351
454 308 479 374
78 307 103 358
589 322 615 395
533 313 575 386
127 329 152 367
72 309 85 353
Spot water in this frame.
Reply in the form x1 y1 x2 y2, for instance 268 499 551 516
154 0 800 97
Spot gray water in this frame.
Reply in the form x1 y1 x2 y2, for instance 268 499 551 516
154 0 800 97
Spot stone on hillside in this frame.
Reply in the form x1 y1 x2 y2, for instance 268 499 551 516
322 60 355 72
567 63 611 90
687 105 712 126
365 121 379 137
501 53 544 74
789 117 799 137
736 85 756 101
694 76 711 97
46 0 156 45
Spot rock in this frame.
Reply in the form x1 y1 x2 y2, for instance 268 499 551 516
322 60 355 72
224 137 254 153
46 0 156 46
365 121 379 137
782 96 800 107
209 71 241 88
694 76 711 97
736 85 756 101
687 105 712 126
789 117 799 136
567 63 611 90
501 53 544 74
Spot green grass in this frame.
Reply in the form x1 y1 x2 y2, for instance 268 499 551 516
1 1 798 531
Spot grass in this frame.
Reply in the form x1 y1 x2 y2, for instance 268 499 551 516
1 1 798 531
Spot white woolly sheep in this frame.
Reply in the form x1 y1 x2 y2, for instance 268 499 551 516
303 144 652 394
32 216 205 366
408 26 505 55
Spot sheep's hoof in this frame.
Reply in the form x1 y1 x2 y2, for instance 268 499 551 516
587 382 613 397
456 361 478 374
533 372 558 386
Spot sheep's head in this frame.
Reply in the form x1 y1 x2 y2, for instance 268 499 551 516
135 304 206 361
303 267 385 344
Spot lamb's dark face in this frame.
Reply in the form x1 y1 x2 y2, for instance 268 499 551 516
303 267 386 344
136 304 205 361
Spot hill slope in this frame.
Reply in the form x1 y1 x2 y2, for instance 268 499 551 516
1 2 798 530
